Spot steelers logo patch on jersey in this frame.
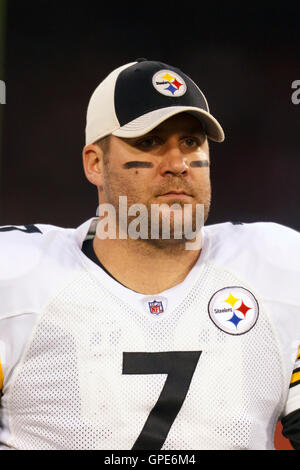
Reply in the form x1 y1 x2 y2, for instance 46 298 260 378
152 70 187 97
208 286 259 335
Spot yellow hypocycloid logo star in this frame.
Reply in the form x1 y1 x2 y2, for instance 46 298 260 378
224 292 239 308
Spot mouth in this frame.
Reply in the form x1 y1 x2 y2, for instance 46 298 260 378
158 190 193 199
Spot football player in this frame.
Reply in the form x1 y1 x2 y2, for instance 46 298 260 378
0 59 300 450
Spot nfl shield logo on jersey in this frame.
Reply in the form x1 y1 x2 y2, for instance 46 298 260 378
148 300 164 315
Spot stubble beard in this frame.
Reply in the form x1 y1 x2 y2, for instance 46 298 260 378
100 168 211 248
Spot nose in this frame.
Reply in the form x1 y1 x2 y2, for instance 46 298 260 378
159 144 189 176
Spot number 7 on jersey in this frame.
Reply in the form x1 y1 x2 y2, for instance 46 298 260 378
122 351 202 450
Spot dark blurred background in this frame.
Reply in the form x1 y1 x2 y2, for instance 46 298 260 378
0 1 299 231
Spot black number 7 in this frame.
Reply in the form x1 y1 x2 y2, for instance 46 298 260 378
122 351 201 450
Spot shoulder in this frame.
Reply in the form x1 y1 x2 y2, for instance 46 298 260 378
0 223 77 281
0 221 91 319
204 221 300 264
203 221 300 307
205 220 300 240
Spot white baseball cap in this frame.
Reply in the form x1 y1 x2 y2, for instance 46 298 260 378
85 58 225 145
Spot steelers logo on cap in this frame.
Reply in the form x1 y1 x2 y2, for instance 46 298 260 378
152 69 187 97
208 286 259 335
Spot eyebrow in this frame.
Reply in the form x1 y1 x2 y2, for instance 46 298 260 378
153 123 206 135
126 126 206 142
123 161 154 169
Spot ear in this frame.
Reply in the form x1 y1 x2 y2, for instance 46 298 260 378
82 144 104 187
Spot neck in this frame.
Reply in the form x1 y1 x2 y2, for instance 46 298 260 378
93 234 201 295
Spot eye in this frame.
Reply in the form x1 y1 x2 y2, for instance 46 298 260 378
182 137 201 148
136 136 162 149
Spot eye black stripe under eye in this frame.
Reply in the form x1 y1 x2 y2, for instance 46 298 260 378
190 161 209 167
123 161 154 169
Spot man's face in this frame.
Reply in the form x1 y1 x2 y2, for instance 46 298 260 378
100 113 211 242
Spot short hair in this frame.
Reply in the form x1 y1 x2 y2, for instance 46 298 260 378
95 135 111 163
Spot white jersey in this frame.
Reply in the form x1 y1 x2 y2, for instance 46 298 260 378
0 218 300 450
